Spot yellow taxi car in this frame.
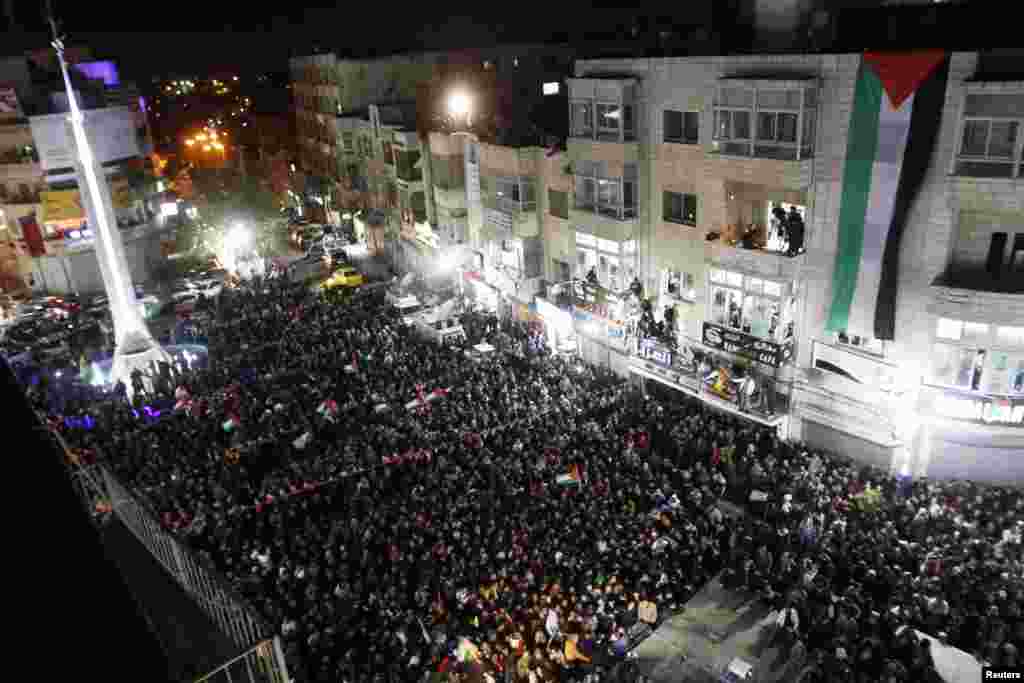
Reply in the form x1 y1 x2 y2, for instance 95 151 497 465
320 265 365 290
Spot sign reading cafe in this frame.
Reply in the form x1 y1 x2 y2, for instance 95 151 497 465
702 322 792 368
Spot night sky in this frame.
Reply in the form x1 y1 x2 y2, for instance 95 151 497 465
4 1 631 81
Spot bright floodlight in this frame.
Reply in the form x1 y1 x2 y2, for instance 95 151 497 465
226 224 251 250
448 91 471 118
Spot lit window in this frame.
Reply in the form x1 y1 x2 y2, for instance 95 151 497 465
997 326 1024 346
963 322 990 343
936 318 964 340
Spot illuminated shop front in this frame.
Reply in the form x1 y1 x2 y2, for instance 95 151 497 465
547 278 638 374
534 296 577 355
914 317 1024 483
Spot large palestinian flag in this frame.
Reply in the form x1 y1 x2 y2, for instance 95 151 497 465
826 50 949 341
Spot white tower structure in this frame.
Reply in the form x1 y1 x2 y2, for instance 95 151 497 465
52 33 170 394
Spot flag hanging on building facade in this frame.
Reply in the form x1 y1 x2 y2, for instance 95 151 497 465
826 50 949 341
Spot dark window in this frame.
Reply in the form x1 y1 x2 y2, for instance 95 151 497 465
548 189 569 219
663 191 696 225
411 191 427 223
664 110 682 142
0 184 7 201
987 232 1008 278
1012 233 1024 274
664 110 699 144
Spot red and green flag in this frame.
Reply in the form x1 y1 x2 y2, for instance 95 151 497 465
826 50 949 341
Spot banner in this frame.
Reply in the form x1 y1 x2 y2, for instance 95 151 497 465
701 322 792 368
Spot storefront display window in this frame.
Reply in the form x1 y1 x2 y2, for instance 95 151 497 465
930 319 1024 396
708 267 792 342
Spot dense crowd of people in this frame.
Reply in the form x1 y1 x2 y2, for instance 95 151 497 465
28 271 1023 683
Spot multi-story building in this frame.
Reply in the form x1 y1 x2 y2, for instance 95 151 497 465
0 51 166 295
538 49 1023 483
291 46 574 256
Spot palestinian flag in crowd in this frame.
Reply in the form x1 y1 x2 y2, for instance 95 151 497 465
556 463 582 487
405 387 451 411
826 50 949 340
317 399 339 421
383 448 433 465
222 415 240 432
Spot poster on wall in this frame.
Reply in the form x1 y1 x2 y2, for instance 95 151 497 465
0 86 23 117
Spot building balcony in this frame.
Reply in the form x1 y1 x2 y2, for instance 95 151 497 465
566 138 641 165
706 234 803 282
703 149 814 191
512 213 540 240
433 185 466 211
934 267 1024 295
928 280 1024 325
497 196 535 215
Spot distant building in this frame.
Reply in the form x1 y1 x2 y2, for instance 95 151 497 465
0 50 164 294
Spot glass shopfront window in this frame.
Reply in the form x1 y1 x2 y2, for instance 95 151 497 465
930 318 1024 396
708 268 792 342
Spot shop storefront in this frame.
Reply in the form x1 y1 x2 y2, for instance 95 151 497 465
911 317 1024 483
914 386 1024 484
535 297 577 356
793 340 905 471
464 271 501 314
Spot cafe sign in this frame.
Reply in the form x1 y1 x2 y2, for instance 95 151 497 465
702 322 790 368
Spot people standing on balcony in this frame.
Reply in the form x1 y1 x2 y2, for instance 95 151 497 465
786 207 805 257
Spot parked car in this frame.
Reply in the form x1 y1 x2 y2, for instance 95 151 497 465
320 265 365 291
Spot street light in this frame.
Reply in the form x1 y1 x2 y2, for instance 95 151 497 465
448 90 473 127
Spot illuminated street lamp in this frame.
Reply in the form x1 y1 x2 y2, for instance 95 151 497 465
448 90 473 126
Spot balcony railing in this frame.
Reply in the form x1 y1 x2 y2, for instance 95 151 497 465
709 222 805 258
573 196 637 221
496 196 536 214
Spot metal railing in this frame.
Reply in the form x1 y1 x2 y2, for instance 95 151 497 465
194 639 290 683
101 467 276 654
43 415 290 682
